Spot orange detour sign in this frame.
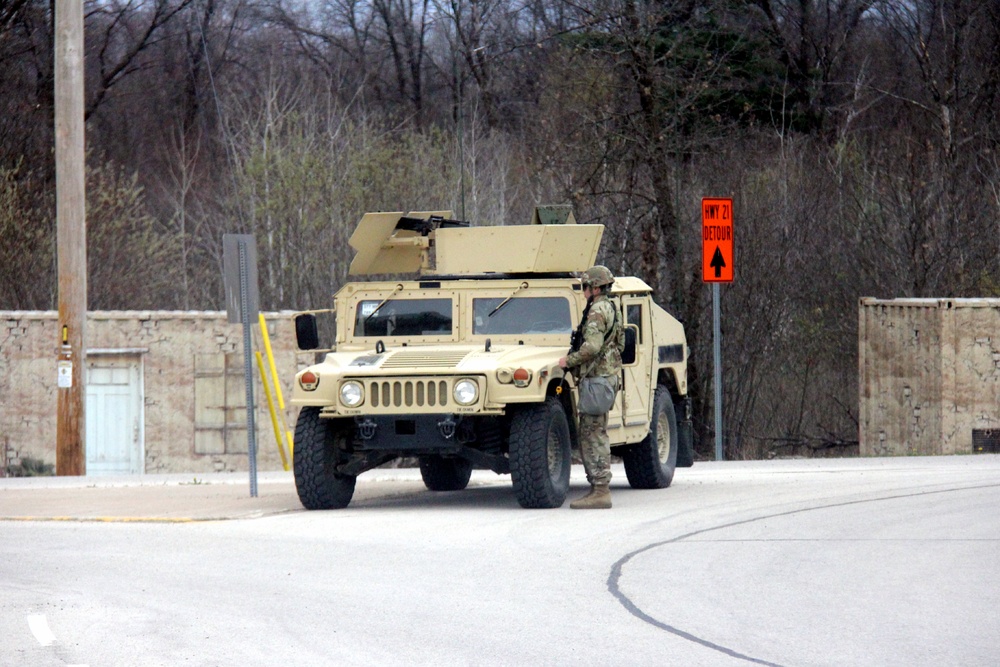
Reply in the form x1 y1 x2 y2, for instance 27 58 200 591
702 197 734 283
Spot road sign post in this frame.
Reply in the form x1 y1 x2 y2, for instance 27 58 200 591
223 234 260 497
703 198 733 462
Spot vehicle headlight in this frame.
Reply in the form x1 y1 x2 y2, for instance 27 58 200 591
453 378 479 406
340 381 364 407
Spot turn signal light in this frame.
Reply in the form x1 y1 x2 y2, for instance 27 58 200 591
512 368 532 388
299 370 319 391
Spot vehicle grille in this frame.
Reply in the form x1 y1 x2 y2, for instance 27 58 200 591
368 378 452 409
380 351 470 368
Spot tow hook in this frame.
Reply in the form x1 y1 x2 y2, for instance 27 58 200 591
437 416 457 440
355 417 378 440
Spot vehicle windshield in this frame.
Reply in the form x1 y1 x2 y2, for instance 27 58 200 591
354 298 453 337
473 297 572 335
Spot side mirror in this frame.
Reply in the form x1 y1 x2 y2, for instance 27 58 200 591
295 314 320 350
621 324 638 365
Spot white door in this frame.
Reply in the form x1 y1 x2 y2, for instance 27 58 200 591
86 356 143 475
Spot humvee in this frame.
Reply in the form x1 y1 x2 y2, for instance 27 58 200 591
290 207 693 509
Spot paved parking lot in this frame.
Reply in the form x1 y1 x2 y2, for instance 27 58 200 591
4 456 1000 666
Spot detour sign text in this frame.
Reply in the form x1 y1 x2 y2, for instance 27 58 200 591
702 198 734 283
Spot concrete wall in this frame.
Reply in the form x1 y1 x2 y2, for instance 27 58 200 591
1 311 304 475
859 298 1000 456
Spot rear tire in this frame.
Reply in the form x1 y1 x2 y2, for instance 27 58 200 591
623 386 678 489
509 398 572 508
293 407 357 509
419 455 473 491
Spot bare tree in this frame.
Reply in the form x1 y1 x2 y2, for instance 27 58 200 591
259 0 379 100
86 161 183 309
0 163 54 308
370 0 430 124
747 0 875 133
85 0 198 116
0 0 56 176
2 0 999 460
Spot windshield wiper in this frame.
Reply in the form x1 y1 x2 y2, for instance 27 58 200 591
488 282 529 317
365 284 404 323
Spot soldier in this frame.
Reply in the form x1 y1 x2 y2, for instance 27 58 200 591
559 265 625 509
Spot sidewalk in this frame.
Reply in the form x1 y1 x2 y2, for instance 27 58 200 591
0 470 434 522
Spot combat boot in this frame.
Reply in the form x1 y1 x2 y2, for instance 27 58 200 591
569 484 611 509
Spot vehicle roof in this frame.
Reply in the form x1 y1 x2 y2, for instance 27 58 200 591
334 274 653 295
347 210 604 276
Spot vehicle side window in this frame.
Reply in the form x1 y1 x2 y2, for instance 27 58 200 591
627 304 643 343
622 326 638 365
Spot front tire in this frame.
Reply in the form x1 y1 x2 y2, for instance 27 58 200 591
623 386 678 489
419 455 473 491
509 397 572 508
293 407 357 509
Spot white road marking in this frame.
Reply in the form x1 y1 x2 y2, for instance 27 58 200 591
27 614 56 646
26 613 90 665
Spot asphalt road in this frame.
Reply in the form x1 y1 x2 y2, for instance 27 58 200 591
2 455 999 666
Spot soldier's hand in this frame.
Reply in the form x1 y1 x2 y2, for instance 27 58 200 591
558 356 568 369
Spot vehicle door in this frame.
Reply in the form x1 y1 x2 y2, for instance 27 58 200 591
619 297 653 429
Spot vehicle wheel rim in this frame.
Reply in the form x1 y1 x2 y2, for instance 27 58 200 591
657 412 671 463
546 425 560 476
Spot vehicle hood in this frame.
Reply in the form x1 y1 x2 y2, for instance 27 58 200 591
314 344 565 376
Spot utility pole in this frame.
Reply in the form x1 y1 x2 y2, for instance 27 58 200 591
55 0 87 476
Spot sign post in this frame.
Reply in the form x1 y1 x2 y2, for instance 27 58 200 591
702 198 733 461
223 234 260 497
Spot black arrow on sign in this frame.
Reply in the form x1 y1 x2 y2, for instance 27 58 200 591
710 246 727 278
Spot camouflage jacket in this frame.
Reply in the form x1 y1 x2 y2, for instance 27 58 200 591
565 294 625 379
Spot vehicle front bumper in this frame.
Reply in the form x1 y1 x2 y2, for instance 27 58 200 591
351 413 472 452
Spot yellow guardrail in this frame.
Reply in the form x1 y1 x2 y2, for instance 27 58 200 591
256 350 289 470
257 313 294 469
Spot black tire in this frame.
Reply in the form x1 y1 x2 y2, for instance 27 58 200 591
676 410 695 468
623 386 678 489
293 407 357 509
509 397 572 508
419 455 473 491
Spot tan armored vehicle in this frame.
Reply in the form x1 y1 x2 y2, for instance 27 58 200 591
290 207 693 509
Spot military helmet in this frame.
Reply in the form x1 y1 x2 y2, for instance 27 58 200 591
582 265 615 289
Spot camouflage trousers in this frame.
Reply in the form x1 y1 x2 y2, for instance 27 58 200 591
578 375 619 486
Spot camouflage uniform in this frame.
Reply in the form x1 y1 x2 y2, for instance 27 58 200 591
565 293 624 486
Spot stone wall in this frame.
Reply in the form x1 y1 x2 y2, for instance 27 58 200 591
859 298 1000 456
1 311 305 475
